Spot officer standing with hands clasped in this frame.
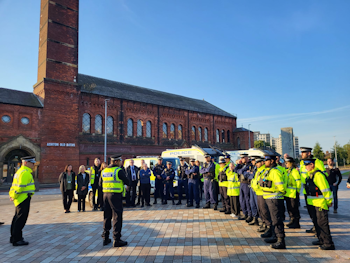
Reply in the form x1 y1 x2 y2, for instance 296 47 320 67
100 155 130 247
161 161 176 205
186 158 200 208
304 158 335 250
218 158 231 214
152 157 165 204
201 154 217 210
9 156 36 246
177 158 189 205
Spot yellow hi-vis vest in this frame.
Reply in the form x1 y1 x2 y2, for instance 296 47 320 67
306 169 333 210
226 169 240 196
101 167 124 194
218 163 229 187
284 168 301 198
9 166 35 207
260 167 285 200
199 166 204 182
90 166 97 185
300 158 327 194
251 165 266 196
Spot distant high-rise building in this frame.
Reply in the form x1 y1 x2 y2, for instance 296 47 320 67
270 128 298 158
294 136 299 158
254 131 271 144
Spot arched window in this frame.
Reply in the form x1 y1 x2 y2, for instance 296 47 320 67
191 126 196 141
204 128 208 141
146 121 152 138
127 118 133 136
82 113 91 133
163 123 168 138
237 137 241 149
198 127 202 141
170 123 175 139
227 130 230 143
178 124 183 139
216 129 220 142
137 120 143 137
95 115 102 134
107 116 113 135
222 129 225 143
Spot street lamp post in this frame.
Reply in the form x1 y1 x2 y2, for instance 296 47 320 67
104 99 110 162
248 124 251 149
334 136 338 168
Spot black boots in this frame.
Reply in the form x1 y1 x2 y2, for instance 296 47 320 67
248 217 259 226
271 238 286 249
319 244 335 250
224 210 231 215
285 218 293 227
220 208 226 213
172 200 175 205
257 224 267 232
113 239 128 247
238 215 247 221
287 219 300 229
203 203 210 209
13 240 29 246
102 231 111 246
176 201 182 205
306 226 316 233
213 204 218 210
264 236 277 243
245 216 253 223
260 227 273 238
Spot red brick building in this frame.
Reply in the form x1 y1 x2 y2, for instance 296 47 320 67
0 0 253 184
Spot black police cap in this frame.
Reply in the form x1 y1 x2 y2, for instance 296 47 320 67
21 156 36 163
204 154 211 158
240 153 248 158
303 158 315 165
300 147 312 152
285 157 295 163
190 158 196 162
110 155 122 161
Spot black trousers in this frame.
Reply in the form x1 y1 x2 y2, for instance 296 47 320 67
305 194 315 224
212 181 219 205
62 189 73 211
266 199 285 238
78 194 86 211
309 205 334 245
229 196 240 215
154 179 163 201
11 196 31 243
199 180 203 199
140 183 151 205
92 186 103 208
219 186 230 211
257 195 271 227
103 192 123 241
285 193 300 220
126 181 137 206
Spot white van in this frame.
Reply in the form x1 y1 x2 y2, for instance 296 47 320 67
226 148 278 162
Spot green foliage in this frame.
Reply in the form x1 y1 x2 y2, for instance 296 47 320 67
313 142 325 161
254 140 264 149
331 141 349 166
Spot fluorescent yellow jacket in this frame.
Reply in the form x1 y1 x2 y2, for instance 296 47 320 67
199 165 204 182
218 163 229 187
214 162 219 181
101 167 124 194
226 169 240 196
259 166 285 199
284 168 301 198
305 168 333 210
9 166 35 207
300 159 326 194
251 165 266 196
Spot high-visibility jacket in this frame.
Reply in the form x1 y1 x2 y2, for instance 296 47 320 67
90 166 99 185
101 166 124 194
218 163 230 187
9 166 35 207
259 166 285 200
251 165 266 196
199 165 204 182
214 162 219 182
300 158 326 194
226 169 240 196
284 168 301 198
305 168 333 210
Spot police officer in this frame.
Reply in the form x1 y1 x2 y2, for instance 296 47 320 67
304 158 335 250
226 162 240 217
195 160 204 200
161 161 175 205
9 156 36 246
100 155 130 247
90 157 103 211
299 147 327 234
259 155 286 249
245 156 261 226
177 158 189 205
284 157 301 229
152 157 165 204
200 154 217 210
218 158 231 214
234 154 253 222
186 158 200 208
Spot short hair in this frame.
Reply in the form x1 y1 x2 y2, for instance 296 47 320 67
79 165 86 173
94 157 100 161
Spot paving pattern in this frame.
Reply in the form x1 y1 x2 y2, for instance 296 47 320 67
0 180 350 263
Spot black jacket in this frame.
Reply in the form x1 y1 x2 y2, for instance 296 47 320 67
326 167 342 186
58 172 76 193
77 173 90 196
126 165 140 183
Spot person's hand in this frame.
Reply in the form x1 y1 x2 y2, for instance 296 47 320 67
82 186 86 191
328 203 332 207
347 183 350 189
9 197 14 201
157 175 162 180
166 176 170 180
126 186 130 191
333 183 337 186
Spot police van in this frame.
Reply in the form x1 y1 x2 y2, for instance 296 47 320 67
226 148 279 162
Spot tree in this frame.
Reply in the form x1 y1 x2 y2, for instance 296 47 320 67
331 141 348 166
343 141 350 164
254 140 264 149
313 142 325 161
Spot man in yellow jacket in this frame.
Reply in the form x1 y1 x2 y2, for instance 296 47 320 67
9 156 36 246
304 158 335 250
259 155 286 249
226 162 240 217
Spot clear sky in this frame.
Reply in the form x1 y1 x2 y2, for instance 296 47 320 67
0 0 349 152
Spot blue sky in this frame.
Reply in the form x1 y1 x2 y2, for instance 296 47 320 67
0 0 349 152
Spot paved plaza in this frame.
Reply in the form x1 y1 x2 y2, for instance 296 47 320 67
0 180 350 263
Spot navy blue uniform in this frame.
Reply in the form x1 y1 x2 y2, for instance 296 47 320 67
244 166 258 218
177 163 189 204
161 168 175 203
234 162 252 217
152 164 165 203
186 165 200 206
200 162 217 204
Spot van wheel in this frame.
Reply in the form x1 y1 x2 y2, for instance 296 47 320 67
89 192 94 208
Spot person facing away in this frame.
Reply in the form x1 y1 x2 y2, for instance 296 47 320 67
77 165 90 212
58 164 76 213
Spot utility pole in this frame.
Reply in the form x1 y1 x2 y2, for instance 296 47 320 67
333 136 338 168
248 124 251 149
104 99 110 162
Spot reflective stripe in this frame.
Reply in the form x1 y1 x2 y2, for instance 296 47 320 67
295 179 301 181
275 182 284 185
325 197 333 200
287 187 297 190
103 187 122 191
108 180 122 184
307 196 324 200
321 188 330 193
228 187 240 190
263 192 280 196
20 190 35 194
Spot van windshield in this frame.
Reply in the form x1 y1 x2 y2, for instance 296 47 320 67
162 158 180 170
